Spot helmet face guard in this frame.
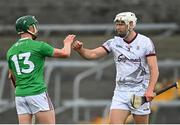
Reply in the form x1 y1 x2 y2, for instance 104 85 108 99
15 15 38 37
114 12 137 29
114 12 137 38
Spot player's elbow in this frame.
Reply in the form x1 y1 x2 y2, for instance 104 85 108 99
60 48 71 58
54 52 70 58
53 48 71 58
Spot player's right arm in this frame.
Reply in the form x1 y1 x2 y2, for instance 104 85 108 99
72 40 108 60
53 35 76 58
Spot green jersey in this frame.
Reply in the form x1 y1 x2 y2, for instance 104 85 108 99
6 38 54 96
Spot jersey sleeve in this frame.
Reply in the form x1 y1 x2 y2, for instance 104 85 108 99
7 59 12 69
6 51 12 69
145 38 156 57
39 42 54 57
102 39 113 53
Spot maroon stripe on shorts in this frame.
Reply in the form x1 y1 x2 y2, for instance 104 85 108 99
45 92 54 110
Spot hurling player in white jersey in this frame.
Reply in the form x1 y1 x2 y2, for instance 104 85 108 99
72 12 159 124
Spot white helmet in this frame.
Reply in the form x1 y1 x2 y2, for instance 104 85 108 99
114 12 137 29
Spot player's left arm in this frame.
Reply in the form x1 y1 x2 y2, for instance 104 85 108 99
145 55 159 101
40 35 75 58
8 69 16 88
53 35 76 58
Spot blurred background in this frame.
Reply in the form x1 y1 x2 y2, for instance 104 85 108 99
0 0 180 124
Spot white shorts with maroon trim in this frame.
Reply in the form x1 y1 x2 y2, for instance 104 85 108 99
110 91 151 115
15 92 54 115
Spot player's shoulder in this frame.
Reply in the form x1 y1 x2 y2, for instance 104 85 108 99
29 40 50 48
106 38 114 42
105 36 121 44
113 36 125 42
137 33 154 48
7 42 17 55
103 38 114 45
31 39 44 44
137 33 151 41
34 40 50 45
7 47 12 57
6 45 16 59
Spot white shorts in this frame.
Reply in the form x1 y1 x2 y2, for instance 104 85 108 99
15 92 54 115
110 91 151 115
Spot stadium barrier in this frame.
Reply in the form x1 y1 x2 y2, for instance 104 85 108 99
0 59 180 123
0 23 178 36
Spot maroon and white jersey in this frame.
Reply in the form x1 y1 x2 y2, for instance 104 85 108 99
103 33 156 92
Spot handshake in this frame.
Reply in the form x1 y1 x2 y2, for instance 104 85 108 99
63 34 83 51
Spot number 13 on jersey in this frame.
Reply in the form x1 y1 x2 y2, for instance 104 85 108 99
11 52 35 75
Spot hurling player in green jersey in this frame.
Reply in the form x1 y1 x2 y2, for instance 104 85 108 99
6 15 75 124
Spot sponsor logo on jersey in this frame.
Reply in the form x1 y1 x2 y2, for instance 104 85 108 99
117 54 140 62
